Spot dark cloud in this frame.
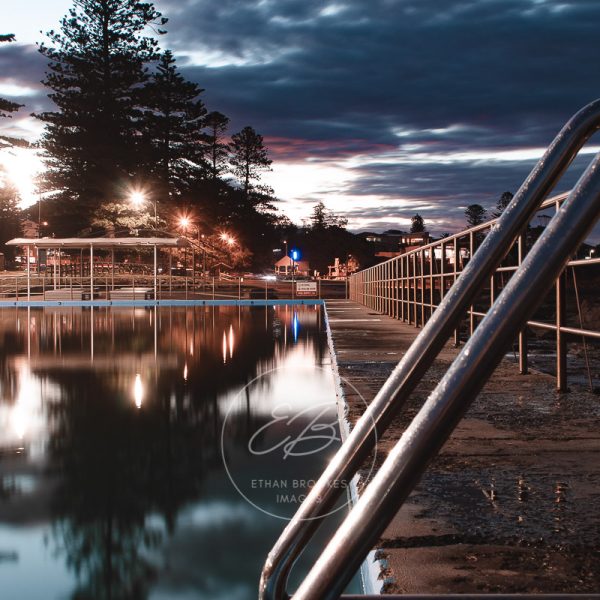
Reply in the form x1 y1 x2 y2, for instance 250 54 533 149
4 0 600 233
161 0 600 144
0 43 45 84
150 0 600 232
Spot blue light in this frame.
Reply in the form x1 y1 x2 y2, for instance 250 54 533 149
293 312 299 342
291 249 300 261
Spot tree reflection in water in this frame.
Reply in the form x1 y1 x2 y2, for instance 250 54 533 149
0 305 326 599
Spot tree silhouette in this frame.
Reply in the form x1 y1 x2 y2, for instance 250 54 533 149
310 201 348 230
492 191 514 218
142 50 207 207
230 126 272 204
36 0 167 234
410 213 425 233
465 203 487 227
205 111 230 180
0 181 21 259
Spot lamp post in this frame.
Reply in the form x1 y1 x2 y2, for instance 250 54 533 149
179 216 191 295
38 193 42 238
200 233 206 277
291 248 300 300
283 240 289 275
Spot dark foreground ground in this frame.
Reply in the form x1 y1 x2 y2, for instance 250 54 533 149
325 300 600 594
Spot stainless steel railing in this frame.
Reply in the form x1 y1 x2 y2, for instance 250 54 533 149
259 99 600 599
348 190 600 392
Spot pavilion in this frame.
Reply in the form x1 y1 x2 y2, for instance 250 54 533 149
6 236 190 301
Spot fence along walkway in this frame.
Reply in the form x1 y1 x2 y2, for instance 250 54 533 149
349 191 599 392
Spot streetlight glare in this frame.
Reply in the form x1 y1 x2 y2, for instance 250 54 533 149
179 216 191 229
129 190 146 207
219 232 236 246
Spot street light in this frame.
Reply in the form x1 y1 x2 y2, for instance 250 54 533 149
283 240 289 275
128 189 158 230
130 191 145 207
290 248 300 300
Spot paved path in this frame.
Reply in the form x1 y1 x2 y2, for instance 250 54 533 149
325 300 600 594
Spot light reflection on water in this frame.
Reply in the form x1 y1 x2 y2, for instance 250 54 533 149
0 305 357 599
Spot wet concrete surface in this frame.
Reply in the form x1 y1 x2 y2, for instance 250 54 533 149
325 300 600 594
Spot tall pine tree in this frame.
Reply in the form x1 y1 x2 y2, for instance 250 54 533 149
230 126 272 207
142 50 207 210
204 111 230 180
37 0 166 234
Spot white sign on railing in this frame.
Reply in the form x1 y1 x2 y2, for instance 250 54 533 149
296 281 317 297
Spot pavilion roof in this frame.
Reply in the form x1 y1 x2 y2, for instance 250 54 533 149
6 237 190 249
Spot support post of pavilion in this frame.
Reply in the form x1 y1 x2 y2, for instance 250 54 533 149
26 245 30 300
153 244 158 301
90 244 94 300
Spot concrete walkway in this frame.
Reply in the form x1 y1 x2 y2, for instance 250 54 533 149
325 300 600 594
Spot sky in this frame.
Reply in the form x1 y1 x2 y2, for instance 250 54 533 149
2 0 600 234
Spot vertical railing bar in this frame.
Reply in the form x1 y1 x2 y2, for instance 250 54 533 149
556 270 567 392
420 250 425 326
469 231 475 337
453 236 460 346
518 233 528 374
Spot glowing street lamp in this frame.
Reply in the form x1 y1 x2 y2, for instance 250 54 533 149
130 190 145 207
128 189 158 229
179 216 191 231
290 248 300 299
220 232 236 246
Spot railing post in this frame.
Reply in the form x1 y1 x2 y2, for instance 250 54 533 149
429 246 434 321
440 242 446 303
556 271 567 392
412 253 417 326
392 259 397 319
419 251 425 326
90 244 94 300
453 237 460 346
469 231 475 336
399 257 404 321
518 234 528 374
386 261 390 315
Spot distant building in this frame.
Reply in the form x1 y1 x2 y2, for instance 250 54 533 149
327 256 359 279
359 229 431 261
399 231 431 253
274 255 310 277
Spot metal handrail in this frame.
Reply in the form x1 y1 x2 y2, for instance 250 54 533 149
349 190 600 390
293 133 600 600
259 99 600 600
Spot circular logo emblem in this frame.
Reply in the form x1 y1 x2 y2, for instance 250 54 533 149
220 365 377 520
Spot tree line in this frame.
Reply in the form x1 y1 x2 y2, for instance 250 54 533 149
1 0 282 267
465 191 514 228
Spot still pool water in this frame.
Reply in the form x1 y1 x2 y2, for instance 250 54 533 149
0 305 361 599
